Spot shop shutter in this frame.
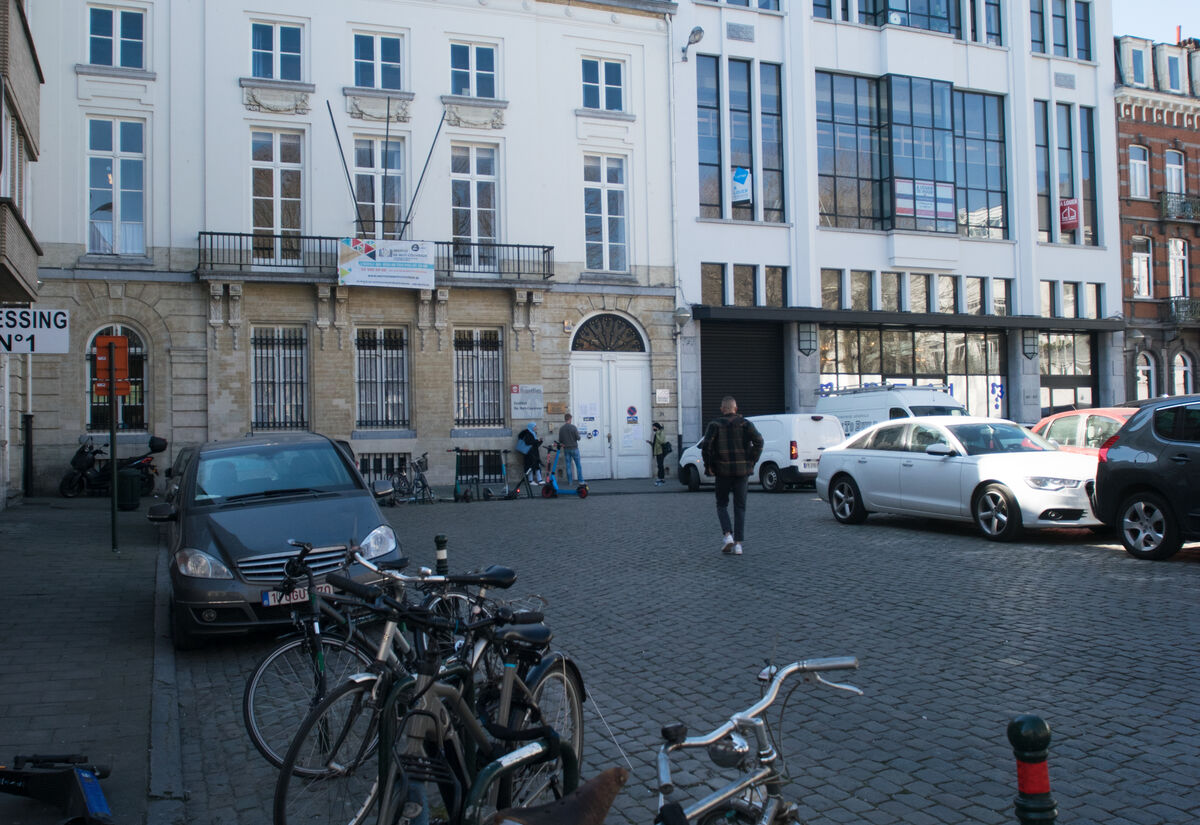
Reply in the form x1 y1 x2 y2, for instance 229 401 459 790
700 322 785 420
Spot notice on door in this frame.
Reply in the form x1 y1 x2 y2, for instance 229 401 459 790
510 384 545 420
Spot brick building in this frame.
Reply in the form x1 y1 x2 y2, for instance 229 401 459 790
1115 35 1200 399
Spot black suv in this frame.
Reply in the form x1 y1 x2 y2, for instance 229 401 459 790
1094 394 1200 560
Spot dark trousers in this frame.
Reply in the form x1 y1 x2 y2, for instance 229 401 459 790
714 475 748 541
655 452 666 480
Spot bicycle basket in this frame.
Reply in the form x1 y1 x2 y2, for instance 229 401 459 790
413 455 429 473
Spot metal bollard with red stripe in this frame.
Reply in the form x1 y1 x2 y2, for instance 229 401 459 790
1007 714 1057 824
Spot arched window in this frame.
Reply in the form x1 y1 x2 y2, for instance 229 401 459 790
1173 352 1194 395
86 324 147 431
1135 352 1156 401
571 314 645 352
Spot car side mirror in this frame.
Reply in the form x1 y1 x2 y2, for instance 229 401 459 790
147 502 178 523
371 479 394 498
925 443 956 457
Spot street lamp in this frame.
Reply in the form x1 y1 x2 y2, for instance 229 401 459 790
672 305 692 340
681 27 704 62
797 322 818 357
1022 329 1039 360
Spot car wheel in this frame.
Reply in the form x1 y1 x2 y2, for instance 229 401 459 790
169 597 202 651
685 465 701 492
828 474 868 525
973 483 1022 542
59 472 85 498
1117 492 1182 560
759 463 781 493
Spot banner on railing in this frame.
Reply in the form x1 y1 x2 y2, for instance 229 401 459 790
338 239 436 289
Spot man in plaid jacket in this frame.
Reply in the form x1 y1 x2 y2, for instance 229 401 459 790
702 396 764 556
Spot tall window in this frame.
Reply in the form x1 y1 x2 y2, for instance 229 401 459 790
1165 150 1185 194
251 326 308 431
938 275 958 313
451 144 498 270
702 263 725 305
1030 0 1046 53
1056 103 1076 244
1035 101 1052 242
453 329 504 427
993 279 1011 316
355 328 409 428
1174 352 1194 395
881 271 901 311
89 6 144 69
891 76 955 233
1074 2 1092 60
87 325 146 431
984 0 1002 45
817 73 882 229
582 59 623 112
1135 352 1155 400
1051 0 1069 56
583 154 628 272
1131 237 1152 298
251 131 303 263
732 265 756 306
450 43 495 98
954 90 1007 239
821 268 842 310
1169 238 1188 297
354 137 404 239
850 270 872 311
910 273 930 312
1132 49 1146 85
1062 282 1079 318
697 56 722 219
87 117 145 255
729 60 754 221
251 22 301 81
354 34 402 90
1168 56 1182 92
760 64 785 223
1079 107 1097 245
1129 145 1149 198
966 277 985 314
764 266 786 307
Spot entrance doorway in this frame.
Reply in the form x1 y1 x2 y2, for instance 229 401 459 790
568 314 651 480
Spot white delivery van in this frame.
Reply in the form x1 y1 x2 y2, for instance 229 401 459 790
815 384 967 438
677 412 846 493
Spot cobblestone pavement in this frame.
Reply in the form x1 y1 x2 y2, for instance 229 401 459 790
169 486 1200 825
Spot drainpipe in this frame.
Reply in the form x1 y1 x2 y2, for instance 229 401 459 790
666 13 686 441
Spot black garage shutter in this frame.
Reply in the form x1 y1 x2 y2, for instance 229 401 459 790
700 322 785 421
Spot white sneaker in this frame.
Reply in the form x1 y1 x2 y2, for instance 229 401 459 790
733 543 743 555
721 534 735 553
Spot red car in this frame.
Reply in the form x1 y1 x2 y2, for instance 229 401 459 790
1032 408 1136 456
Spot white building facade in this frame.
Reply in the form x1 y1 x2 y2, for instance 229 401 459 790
671 0 1125 445
27 0 678 490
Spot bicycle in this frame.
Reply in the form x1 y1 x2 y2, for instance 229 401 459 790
391 453 436 504
0 754 114 825
273 568 585 825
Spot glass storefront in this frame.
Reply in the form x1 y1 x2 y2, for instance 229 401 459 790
1039 332 1096 415
819 327 1007 417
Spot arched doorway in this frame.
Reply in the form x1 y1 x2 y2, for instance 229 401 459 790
568 313 651 480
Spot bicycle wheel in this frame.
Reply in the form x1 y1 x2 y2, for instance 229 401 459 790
273 679 382 825
244 635 374 770
500 663 585 809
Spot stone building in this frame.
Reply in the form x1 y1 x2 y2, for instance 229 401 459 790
27 0 679 492
1114 34 1200 399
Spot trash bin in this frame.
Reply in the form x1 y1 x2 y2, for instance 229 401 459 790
117 467 142 511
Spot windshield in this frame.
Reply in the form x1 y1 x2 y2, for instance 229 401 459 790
193 442 359 504
947 422 1055 456
910 405 966 417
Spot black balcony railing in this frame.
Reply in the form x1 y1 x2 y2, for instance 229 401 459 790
1160 192 1200 222
198 232 554 280
1162 297 1200 324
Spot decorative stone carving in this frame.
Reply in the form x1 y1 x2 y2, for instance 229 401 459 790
528 291 543 351
434 289 449 351
441 95 508 130
209 283 224 350
417 289 433 352
344 90 414 122
316 285 331 351
334 287 349 350
511 291 529 352
242 84 312 115
228 283 243 350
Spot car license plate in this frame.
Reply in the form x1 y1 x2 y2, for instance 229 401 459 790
803 460 819 470
262 582 334 607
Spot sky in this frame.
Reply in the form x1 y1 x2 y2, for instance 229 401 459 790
1111 0 1196 42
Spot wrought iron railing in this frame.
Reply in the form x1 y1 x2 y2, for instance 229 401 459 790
198 232 554 280
1162 297 1200 324
1160 192 1200 222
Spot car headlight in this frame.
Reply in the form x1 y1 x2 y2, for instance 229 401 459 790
1024 476 1083 491
174 547 234 579
359 524 398 560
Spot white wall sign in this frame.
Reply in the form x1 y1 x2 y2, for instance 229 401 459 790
732 167 753 203
510 384 545 420
338 239 436 289
0 308 70 353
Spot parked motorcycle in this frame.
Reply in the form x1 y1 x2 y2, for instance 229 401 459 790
59 436 168 498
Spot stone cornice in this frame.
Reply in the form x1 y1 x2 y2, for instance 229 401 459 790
1115 87 1200 117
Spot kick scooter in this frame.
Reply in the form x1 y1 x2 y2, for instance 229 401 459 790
0 754 114 824
541 442 589 498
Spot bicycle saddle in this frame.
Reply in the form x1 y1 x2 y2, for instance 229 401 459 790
495 624 553 648
488 765 628 825
447 564 517 589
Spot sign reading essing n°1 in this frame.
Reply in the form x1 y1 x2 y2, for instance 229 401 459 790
0 308 70 353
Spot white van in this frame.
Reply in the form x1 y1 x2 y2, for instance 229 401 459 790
815 384 966 438
677 412 846 493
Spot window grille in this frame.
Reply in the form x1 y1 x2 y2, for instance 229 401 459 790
252 326 308 430
454 329 504 426
358 452 409 485
87 325 147 431
356 328 409 428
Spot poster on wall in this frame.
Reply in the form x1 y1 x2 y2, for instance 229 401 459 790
732 167 753 203
338 239 436 289
510 384 545 420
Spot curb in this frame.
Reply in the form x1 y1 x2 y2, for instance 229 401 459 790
147 533 186 825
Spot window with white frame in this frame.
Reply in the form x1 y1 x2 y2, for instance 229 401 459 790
453 329 504 426
1174 352 1194 395
353 33 402 90
354 136 404 239
1166 150 1185 194
450 144 499 271
450 43 495 98
1074 1 1091 60
89 6 145 69
1132 48 1146 84
1132 236 1152 298
1135 352 1155 400
251 21 302 81
1129 145 1149 198
86 324 147 431
1051 0 1069 56
251 326 308 431
1030 0 1046 53
1167 55 1182 92
582 58 623 112
87 117 145 255
1169 238 1188 297
583 154 627 272
251 130 303 263
355 328 409 428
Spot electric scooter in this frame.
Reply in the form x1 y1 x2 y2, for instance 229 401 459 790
541 442 589 499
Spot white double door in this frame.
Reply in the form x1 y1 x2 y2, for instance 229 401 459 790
569 352 651 480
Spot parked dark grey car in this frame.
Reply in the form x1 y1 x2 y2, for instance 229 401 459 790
148 433 400 648
1094 394 1200 560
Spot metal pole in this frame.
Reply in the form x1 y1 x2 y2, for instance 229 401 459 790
21 413 33 496
109 341 118 552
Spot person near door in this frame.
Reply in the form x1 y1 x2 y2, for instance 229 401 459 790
517 422 544 484
650 422 669 486
701 396 763 556
558 413 585 485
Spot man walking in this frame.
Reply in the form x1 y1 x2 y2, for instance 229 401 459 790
701 396 763 555
558 413 585 485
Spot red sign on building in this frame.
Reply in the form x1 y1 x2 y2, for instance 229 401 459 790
1059 198 1080 231
94 335 131 397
